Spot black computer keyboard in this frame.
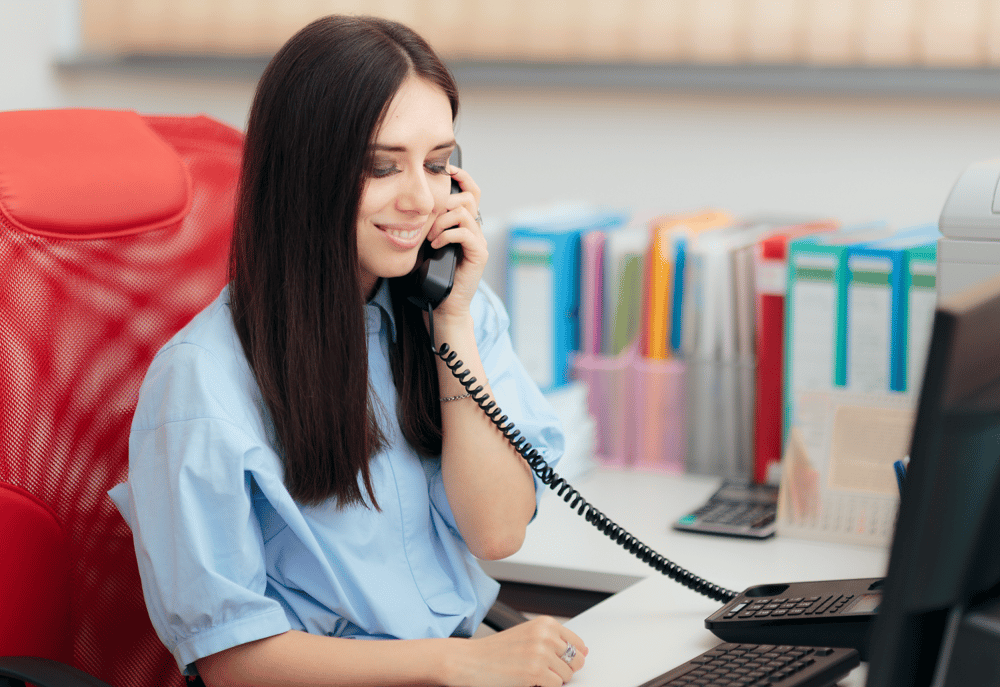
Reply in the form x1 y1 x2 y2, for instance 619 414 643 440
637 642 860 687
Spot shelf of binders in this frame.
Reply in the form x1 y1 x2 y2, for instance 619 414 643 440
505 204 940 518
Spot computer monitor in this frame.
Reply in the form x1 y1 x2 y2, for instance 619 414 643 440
866 273 1000 686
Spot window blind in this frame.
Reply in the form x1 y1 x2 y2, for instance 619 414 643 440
79 0 1000 68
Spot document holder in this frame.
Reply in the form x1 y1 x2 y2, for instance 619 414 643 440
572 347 686 472
685 356 755 480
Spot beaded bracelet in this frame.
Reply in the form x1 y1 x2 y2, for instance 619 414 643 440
440 393 471 402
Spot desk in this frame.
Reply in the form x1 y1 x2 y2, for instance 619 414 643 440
483 468 890 687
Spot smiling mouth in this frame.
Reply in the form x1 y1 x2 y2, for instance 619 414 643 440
382 226 422 242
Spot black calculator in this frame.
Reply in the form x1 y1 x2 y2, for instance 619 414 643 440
673 481 779 539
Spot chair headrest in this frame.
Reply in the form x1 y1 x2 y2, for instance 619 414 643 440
0 108 192 239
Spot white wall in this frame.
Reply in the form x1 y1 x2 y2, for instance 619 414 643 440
456 87 999 229
3 0 999 232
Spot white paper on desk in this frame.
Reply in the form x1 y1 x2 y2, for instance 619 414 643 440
777 389 914 546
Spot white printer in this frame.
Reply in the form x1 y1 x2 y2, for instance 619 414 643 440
938 159 1000 299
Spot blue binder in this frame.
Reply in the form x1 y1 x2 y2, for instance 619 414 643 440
506 205 626 392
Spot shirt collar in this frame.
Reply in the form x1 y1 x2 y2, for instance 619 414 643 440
366 279 397 342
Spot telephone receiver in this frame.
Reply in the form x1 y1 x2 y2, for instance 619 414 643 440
405 145 463 310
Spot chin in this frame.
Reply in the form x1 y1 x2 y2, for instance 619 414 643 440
382 257 421 281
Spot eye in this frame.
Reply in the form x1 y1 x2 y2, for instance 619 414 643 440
425 160 449 175
370 162 399 178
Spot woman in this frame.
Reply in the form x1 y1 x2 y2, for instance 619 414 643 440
109 13 587 687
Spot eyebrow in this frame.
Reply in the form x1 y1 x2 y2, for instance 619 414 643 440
373 140 456 153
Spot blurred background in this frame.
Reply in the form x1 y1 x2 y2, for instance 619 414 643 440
3 0 1000 228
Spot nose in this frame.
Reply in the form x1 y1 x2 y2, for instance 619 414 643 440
395 169 436 216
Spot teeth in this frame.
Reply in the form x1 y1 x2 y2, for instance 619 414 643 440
384 227 420 241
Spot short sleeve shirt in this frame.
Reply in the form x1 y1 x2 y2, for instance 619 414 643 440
109 281 564 675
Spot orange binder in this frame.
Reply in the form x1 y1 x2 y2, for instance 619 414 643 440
641 210 731 360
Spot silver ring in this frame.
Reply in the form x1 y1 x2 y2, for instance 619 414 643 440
474 210 482 225
560 642 577 664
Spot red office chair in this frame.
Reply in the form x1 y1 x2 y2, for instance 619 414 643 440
0 108 243 687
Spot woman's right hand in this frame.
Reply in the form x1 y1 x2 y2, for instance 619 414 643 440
444 615 588 686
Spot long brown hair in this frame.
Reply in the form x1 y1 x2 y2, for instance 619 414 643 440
229 15 459 507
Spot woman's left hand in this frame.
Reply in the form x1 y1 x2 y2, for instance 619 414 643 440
425 164 486 319
445 615 588 687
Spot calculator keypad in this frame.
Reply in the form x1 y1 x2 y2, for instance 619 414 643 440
673 482 779 539
690 502 776 529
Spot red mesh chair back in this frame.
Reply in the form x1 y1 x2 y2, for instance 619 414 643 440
0 108 243 686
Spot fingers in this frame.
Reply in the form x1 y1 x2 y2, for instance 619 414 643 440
561 627 589 661
464 616 587 687
427 204 488 285
447 164 481 207
428 164 480 240
557 627 588 680
427 204 481 247
424 165 486 314
534 616 588 685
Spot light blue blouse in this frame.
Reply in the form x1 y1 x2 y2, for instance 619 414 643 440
109 281 563 675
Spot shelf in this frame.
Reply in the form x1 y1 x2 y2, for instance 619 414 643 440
56 54 1000 100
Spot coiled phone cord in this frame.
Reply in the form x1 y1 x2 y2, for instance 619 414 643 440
427 305 738 604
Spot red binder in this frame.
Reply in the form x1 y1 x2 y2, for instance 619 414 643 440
753 221 838 483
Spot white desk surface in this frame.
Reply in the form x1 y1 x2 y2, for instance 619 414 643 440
482 468 890 687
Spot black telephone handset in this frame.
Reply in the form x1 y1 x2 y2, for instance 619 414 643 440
406 146 463 311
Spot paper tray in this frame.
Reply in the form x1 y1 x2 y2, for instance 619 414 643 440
572 348 686 473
